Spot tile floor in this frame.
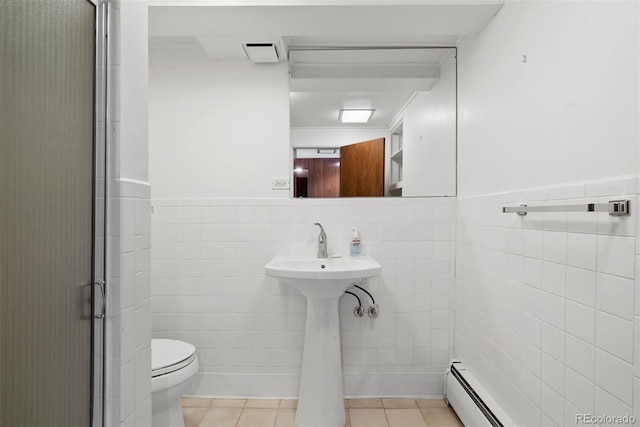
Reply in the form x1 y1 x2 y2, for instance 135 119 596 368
181 397 463 427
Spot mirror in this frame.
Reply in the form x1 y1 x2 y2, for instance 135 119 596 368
289 47 457 198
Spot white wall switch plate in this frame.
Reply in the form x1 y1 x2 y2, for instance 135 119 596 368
271 177 290 189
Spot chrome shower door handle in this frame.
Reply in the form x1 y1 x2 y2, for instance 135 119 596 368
94 280 106 319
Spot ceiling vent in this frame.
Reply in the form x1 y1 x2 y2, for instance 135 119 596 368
242 43 280 63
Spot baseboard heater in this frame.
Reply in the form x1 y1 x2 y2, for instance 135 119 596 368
444 361 514 427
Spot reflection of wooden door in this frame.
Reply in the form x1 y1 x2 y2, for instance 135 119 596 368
294 158 340 198
340 138 385 197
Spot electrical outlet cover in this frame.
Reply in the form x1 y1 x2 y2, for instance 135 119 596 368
271 177 290 189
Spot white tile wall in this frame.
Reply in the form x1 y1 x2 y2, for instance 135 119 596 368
109 179 152 426
145 176 640 414
151 197 456 397
455 176 638 425
106 1 151 425
115 179 151 426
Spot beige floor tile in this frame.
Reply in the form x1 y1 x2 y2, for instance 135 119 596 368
181 397 213 408
345 409 351 427
210 399 247 408
182 407 207 427
275 408 296 427
279 399 298 408
237 408 278 427
198 407 243 427
386 409 427 427
382 398 418 409
245 399 281 408
416 399 448 408
349 409 388 427
420 408 464 427
347 398 384 408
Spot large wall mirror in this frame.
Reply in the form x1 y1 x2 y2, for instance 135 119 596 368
289 47 457 198
148 3 506 200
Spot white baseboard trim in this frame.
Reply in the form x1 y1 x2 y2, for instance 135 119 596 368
186 372 444 399
344 372 444 398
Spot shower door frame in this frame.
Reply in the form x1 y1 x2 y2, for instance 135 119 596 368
91 1 108 426
0 0 108 423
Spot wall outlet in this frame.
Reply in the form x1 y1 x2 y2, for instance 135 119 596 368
271 177 290 190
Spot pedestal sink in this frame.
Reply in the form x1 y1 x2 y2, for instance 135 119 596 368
265 256 381 427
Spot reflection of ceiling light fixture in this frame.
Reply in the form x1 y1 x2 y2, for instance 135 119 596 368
339 109 374 123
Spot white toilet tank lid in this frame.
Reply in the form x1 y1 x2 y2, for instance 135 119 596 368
152 339 196 372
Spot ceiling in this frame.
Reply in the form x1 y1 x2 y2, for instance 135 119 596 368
148 2 504 128
288 47 452 127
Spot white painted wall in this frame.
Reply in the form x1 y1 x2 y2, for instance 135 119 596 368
403 52 456 197
457 0 639 197
454 0 640 425
149 46 290 199
119 0 149 183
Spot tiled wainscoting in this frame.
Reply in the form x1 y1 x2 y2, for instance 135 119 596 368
150 197 456 397
455 176 639 425
107 178 152 426
148 176 640 422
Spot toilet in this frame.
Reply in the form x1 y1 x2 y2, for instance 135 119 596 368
151 339 199 427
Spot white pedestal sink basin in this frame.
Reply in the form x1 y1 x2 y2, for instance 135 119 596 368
265 256 381 427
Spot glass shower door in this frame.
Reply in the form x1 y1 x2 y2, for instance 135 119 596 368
0 0 105 425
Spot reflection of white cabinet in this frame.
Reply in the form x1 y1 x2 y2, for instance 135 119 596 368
384 51 457 197
388 121 403 196
404 54 456 197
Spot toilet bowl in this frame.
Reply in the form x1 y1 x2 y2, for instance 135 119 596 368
151 339 199 427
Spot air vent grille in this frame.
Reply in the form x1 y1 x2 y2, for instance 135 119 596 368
243 43 280 63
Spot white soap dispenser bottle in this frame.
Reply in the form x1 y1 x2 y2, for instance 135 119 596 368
350 227 361 256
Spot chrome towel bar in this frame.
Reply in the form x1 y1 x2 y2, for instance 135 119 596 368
502 199 630 216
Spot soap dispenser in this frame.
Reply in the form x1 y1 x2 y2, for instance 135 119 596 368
350 227 362 256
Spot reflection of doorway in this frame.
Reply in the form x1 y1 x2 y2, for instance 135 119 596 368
293 159 340 197
293 138 384 198
293 166 309 198
295 175 309 197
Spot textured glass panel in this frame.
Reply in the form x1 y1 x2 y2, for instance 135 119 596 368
0 0 95 425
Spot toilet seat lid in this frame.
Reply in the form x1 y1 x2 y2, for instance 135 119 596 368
152 339 196 374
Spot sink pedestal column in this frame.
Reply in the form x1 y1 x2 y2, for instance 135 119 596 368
264 256 381 427
295 294 345 427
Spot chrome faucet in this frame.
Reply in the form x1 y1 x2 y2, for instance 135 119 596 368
314 223 328 258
